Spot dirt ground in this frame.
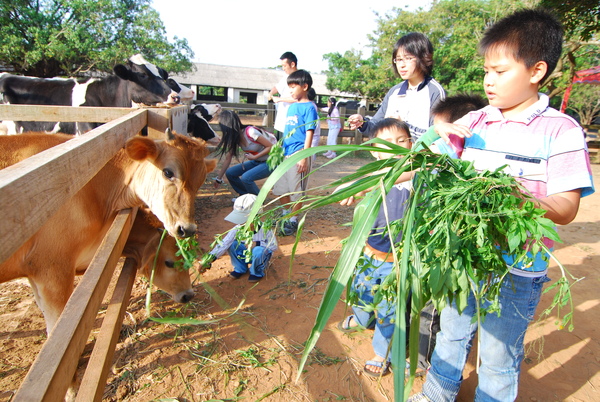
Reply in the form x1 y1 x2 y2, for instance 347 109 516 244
0 148 599 402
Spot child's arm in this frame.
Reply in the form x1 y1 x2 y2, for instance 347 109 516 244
213 152 234 189
296 129 314 173
535 189 582 225
434 122 472 144
336 170 415 206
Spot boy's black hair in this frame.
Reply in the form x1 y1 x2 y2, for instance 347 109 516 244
372 118 411 139
392 32 434 77
479 8 563 84
287 69 313 89
280 51 298 66
432 94 488 123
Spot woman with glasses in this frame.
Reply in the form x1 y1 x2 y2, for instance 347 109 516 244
348 32 445 141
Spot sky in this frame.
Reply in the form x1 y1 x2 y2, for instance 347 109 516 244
151 0 432 73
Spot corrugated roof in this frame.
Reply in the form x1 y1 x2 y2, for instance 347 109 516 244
170 63 349 96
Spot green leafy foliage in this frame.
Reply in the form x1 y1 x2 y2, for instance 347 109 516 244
324 0 597 103
175 237 199 271
0 0 193 77
540 0 600 41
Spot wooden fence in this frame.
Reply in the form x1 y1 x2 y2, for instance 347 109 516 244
0 104 187 401
0 99 368 400
200 101 368 144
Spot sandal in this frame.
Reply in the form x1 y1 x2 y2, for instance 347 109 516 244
337 315 362 333
363 359 391 377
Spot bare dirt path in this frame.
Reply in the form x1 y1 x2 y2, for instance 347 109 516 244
0 153 598 401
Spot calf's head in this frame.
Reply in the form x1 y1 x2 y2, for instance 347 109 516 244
125 209 195 303
142 233 195 303
125 130 216 238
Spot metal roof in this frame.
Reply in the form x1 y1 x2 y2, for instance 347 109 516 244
170 63 349 96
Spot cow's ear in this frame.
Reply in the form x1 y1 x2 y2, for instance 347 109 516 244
113 64 132 81
158 67 169 80
204 158 217 173
125 137 158 161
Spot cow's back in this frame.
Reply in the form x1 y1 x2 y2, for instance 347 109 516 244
0 74 75 106
0 132 72 169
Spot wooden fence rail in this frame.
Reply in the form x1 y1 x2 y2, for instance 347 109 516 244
198 101 368 144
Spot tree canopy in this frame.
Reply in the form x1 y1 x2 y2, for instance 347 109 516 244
324 0 599 108
0 0 194 77
540 0 600 41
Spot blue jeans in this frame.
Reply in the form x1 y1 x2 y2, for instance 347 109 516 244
351 255 396 361
226 160 272 196
227 240 272 278
422 273 550 402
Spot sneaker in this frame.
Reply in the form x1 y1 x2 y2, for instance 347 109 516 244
322 151 332 158
280 220 298 236
326 152 337 159
248 275 262 282
407 393 432 402
229 271 244 279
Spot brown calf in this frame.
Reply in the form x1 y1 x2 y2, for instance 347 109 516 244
0 131 215 333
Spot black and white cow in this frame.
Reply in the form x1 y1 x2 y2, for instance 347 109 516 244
0 55 180 135
188 103 221 145
129 54 195 102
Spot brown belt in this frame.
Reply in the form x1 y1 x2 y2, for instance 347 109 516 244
364 243 396 263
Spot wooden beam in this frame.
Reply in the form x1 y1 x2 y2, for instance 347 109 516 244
75 256 138 402
145 105 188 138
13 208 136 402
0 104 135 123
0 109 146 265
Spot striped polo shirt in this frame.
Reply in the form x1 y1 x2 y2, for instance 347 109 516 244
447 94 595 275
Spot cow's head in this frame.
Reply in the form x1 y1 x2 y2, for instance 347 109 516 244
124 209 195 303
193 103 221 122
125 130 216 238
166 79 195 102
114 56 177 106
188 104 222 144
142 231 195 303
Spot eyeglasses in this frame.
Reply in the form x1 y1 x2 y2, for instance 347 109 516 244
394 56 416 64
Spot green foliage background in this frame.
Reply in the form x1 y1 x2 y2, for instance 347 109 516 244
324 0 599 109
0 0 194 77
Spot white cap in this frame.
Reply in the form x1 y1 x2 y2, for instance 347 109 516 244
225 194 258 224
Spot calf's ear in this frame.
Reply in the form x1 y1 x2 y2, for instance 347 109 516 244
125 137 158 161
204 158 217 173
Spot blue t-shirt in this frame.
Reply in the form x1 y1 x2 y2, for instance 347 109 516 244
282 101 318 156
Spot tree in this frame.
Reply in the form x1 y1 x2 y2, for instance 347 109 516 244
0 0 194 77
566 84 600 127
540 0 600 41
323 0 598 105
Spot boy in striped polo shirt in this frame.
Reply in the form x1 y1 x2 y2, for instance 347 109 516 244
410 9 595 402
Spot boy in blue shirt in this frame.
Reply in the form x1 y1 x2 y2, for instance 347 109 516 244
272 70 318 236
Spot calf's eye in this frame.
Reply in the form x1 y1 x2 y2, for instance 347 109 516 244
165 260 175 268
163 168 174 180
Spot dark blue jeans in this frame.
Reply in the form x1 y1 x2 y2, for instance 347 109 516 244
225 160 272 195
